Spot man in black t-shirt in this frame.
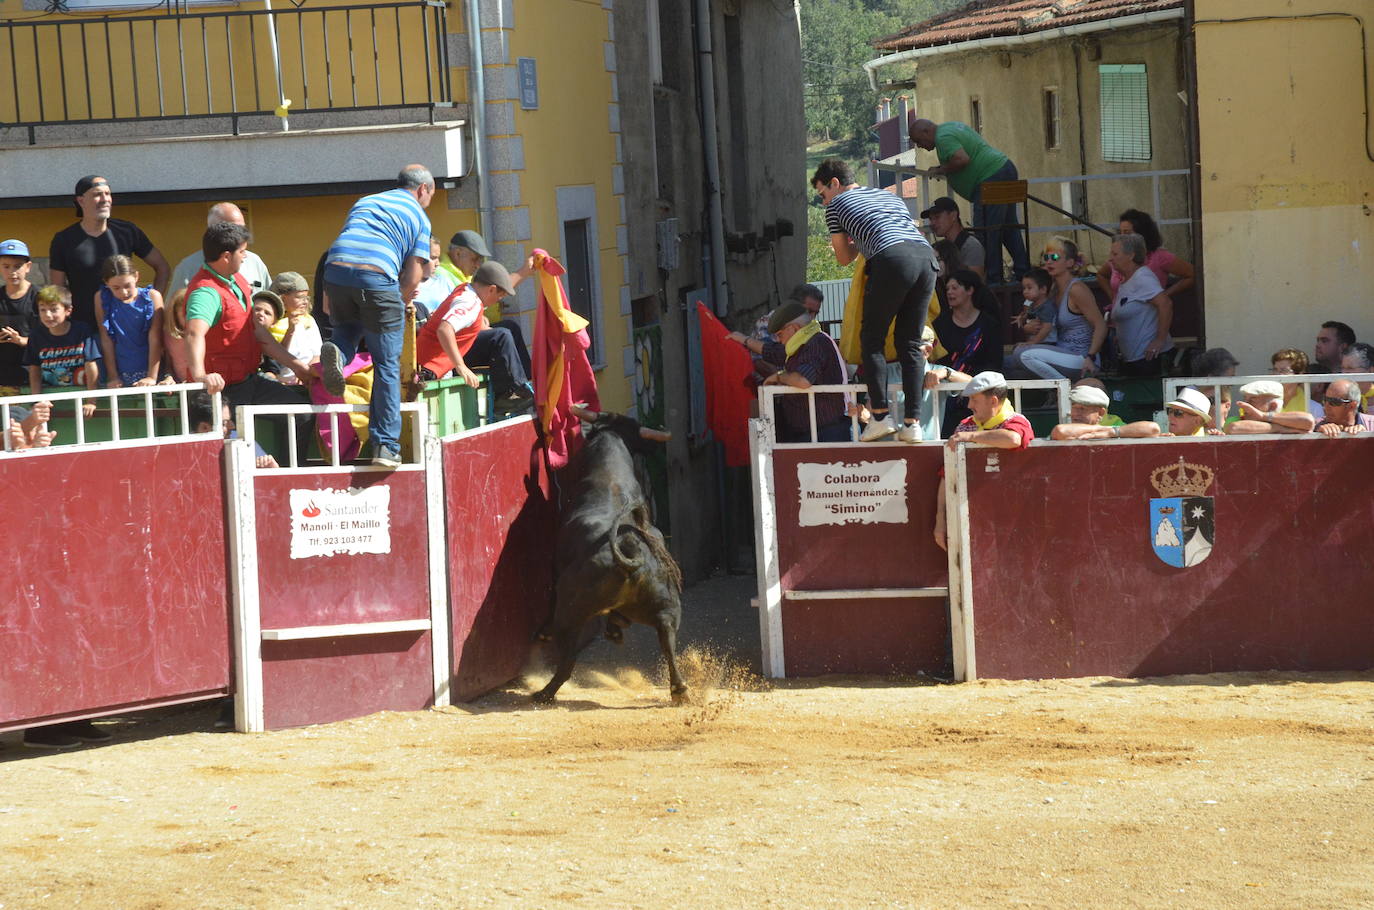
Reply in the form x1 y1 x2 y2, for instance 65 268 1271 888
48 175 170 327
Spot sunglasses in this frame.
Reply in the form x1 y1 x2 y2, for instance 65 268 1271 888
1165 407 1198 418
1041 252 1062 262
1322 396 1356 406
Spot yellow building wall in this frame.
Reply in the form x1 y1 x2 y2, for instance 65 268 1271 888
500 3 628 412
0 0 626 408
1194 0 1374 369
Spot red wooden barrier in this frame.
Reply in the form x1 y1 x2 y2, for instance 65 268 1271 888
0 440 230 731
956 437 1374 679
442 419 556 702
237 465 437 730
763 443 950 677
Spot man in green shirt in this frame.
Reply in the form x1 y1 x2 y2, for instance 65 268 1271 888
909 119 1030 283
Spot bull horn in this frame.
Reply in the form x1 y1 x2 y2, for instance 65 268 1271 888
639 427 672 442
569 404 600 422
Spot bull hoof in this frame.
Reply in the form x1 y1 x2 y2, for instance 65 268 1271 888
670 687 690 706
531 688 557 704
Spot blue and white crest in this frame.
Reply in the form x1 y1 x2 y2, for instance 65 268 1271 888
1150 496 1214 567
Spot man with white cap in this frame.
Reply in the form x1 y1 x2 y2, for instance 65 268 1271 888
934 370 1034 550
1224 379 1316 435
1162 387 1219 437
944 370 1035 451
1050 383 1161 440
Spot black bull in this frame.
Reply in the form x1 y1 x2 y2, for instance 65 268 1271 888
533 410 688 704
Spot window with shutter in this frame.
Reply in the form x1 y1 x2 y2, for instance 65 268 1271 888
1099 64 1151 162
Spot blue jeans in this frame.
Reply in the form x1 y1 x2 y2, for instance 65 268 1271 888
324 264 404 455
971 158 1031 283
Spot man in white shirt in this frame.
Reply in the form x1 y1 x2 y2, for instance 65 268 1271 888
170 202 271 293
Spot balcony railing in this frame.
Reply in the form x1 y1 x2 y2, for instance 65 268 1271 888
0 1 453 143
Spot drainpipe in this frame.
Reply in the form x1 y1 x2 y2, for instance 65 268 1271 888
693 0 729 316
264 0 290 130
465 0 493 242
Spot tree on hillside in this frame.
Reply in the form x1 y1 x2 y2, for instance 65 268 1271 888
801 0 965 142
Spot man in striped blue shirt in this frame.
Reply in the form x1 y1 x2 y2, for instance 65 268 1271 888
320 165 435 467
813 158 937 443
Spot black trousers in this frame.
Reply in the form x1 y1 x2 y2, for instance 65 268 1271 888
465 327 529 396
859 240 938 421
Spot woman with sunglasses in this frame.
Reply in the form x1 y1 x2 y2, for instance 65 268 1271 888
1108 232 1174 378
932 269 1003 436
1015 238 1105 382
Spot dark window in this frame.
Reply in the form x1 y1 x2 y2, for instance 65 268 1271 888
563 218 600 364
969 97 983 134
1044 88 1061 149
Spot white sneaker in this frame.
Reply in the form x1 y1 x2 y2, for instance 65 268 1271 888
859 415 897 442
896 423 922 444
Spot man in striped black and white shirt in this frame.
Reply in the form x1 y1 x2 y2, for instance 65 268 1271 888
320 165 435 468
813 158 937 443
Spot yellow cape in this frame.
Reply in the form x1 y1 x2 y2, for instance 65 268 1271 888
836 255 945 364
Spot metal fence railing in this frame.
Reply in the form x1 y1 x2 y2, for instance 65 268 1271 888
0 383 220 452
1163 373 1374 428
0 1 452 143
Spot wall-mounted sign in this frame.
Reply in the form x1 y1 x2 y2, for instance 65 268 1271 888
797 461 908 527
290 487 392 559
518 57 539 110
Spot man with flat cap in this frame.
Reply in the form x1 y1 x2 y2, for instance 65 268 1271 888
726 301 849 443
438 228 534 376
1050 383 1162 439
416 260 534 415
49 175 171 327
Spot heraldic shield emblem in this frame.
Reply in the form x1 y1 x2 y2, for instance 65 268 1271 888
1149 459 1215 567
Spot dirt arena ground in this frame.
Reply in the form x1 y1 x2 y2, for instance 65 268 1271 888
3 576 1372 909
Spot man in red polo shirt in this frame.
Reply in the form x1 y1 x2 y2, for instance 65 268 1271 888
934 371 1035 550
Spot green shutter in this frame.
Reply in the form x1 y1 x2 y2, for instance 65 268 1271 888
1099 64 1151 163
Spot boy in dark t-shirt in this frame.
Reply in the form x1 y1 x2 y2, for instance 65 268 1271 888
0 239 37 394
23 286 99 416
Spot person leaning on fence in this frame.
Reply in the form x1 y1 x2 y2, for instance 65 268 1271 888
94 254 164 387
415 260 535 415
320 165 436 468
24 285 99 419
6 400 56 451
184 223 311 428
1050 384 1162 440
1339 341 1374 414
1224 380 1316 435
908 119 1031 283
727 301 849 443
933 371 1034 550
0 239 37 396
812 157 936 445
1315 379 1374 436
1162 388 1218 437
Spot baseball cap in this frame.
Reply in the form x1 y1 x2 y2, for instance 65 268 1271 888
0 239 30 260
919 196 960 220
1165 387 1213 422
1069 385 1110 408
270 271 309 295
1238 379 1283 399
472 260 515 296
448 229 492 258
252 289 283 320
73 175 110 216
962 371 1007 396
767 301 809 335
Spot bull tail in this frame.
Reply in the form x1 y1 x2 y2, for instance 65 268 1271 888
609 503 683 592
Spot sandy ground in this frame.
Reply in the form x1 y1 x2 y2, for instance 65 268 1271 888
2 575 1373 909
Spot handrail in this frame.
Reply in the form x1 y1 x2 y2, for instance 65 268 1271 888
0 1 452 143
0 383 219 452
759 377 1070 444
237 400 429 470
